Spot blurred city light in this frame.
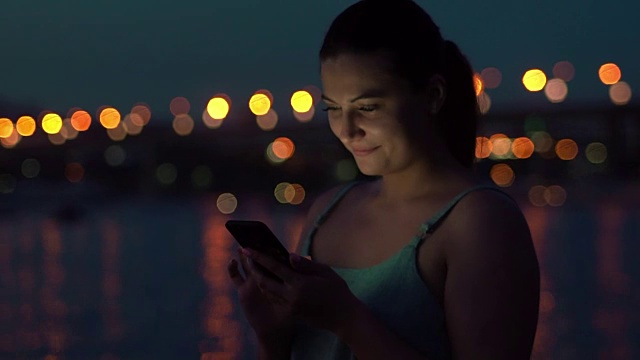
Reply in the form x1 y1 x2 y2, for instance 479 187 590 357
104 145 126 167
1 129 20 148
99 108 121 129
291 90 313 113
48 132 65 145
130 104 152 126
586 142 608 164
156 163 177 185
473 73 484 96
553 61 575 82
216 193 238 214
274 182 290 203
511 137 535 159
42 113 63 134
475 136 493 159
173 114 195 136
490 163 515 187
249 90 273 116
70 110 91 131
544 185 567 206
528 185 547 207
206 95 231 120
477 92 491 114
293 106 315 122
0 118 14 138
256 109 278 131
106 122 127 141
480 67 502 89
284 183 305 205
170 96 191 116
490 134 512 157
599 63 621 85
555 139 579 160
202 109 223 129
544 78 569 103
16 116 36 136
523 69 547 92
123 114 143 135
62 118 79 140
609 81 632 105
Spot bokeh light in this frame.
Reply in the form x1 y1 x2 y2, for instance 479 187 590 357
522 69 547 92
99 108 121 129
473 73 484 96
555 139 578 160
48 132 65 145
528 185 547 207
106 122 127 141
191 165 213 189
490 163 515 187
477 92 491 114
490 134 512 157
249 91 272 116
266 143 286 164
16 116 36 136
475 136 493 159
173 114 195 136
156 163 178 185
123 114 143 135
599 63 621 85
553 61 575 82
544 78 569 103
511 137 535 159
206 95 231 120
531 131 554 153
62 118 79 140
609 81 632 105
284 183 305 205
42 113 63 134
544 185 567 206
217 193 238 214
336 159 358 181
480 67 502 89
130 104 152 126
170 97 191 116
274 182 291 204
22 158 41 178
585 142 607 164
272 137 295 160
291 90 313 113
1 128 20 148
71 110 91 131
104 145 126 167
293 106 315 123
65 163 84 183
0 118 14 138
256 109 278 131
202 109 223 129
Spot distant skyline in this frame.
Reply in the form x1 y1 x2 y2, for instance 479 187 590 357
0 0 638 121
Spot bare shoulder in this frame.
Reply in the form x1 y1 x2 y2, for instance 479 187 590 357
442 188 540 359
293 183 352 254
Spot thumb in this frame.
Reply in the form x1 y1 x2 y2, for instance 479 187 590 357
290 253 322 274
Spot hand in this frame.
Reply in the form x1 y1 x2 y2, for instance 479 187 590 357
227 248 295 341
242 248 362 334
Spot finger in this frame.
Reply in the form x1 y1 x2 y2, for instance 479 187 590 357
243 248 295 283
289 253 328 275
237 249 252 277
227 259 245 287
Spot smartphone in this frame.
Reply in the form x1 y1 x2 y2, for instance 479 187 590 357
225 220 292 280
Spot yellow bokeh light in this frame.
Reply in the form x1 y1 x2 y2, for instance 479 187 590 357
249 93 271 116
599 63 621 85
207 97 231 120
511 137 535 159
71 110 91 131
490 163 515 187
522 69 547 92
217 193 238 214
544 78 568 103
555 139 578 160
274 182 290 203
16 116 36 136
291 90 313 113
473 73 484 96
475 136 493 159
0 118 13 138
99 108 121 129
42 113 63 134
609 81 632 105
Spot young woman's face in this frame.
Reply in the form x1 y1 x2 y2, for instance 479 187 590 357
320 53 433 176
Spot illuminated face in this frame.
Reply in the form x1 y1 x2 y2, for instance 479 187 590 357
320 53 432 176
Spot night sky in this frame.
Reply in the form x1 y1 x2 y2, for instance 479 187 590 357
1 0 638 121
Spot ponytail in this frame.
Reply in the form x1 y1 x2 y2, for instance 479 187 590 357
438 40 479 168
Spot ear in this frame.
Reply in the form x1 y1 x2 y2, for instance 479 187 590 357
426 74 446 115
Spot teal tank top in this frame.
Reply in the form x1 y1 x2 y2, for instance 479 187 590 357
291 181 509 360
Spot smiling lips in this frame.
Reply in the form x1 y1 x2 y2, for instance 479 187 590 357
351 146 379 157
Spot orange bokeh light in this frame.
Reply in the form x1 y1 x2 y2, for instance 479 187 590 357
16 116 36 136
490 163 515 187
490 134 511 156
170 97 191 116
71 110 91 131
131 104 152 126
512 137 535 159
475 136 493 159
599 63 621 85
555 139 578 160
272 137 295 159
473 73 484 96
0 118 13 138
99 108 121 129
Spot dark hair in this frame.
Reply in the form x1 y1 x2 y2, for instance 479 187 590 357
320 0 478 168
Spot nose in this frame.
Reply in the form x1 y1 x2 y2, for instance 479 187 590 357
338 110 364 142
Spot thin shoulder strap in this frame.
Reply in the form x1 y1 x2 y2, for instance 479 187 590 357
301 181 362 256
412 185 513 244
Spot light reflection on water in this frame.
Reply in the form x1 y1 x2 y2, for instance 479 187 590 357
1 195 638 359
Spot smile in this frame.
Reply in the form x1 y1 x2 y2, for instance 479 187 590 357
351 147 379 157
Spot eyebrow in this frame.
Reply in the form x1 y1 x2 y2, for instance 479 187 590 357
321 89 388 103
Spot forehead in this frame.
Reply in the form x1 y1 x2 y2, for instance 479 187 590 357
320 53 405 97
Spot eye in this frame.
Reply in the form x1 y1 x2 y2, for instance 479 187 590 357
322 106 340 112
359 105 378 112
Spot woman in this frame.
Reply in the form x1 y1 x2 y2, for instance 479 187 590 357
227 1 540 359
